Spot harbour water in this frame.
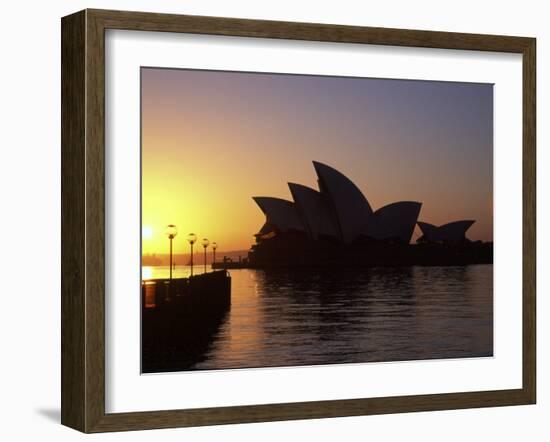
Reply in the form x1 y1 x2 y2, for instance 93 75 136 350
143 265 493 370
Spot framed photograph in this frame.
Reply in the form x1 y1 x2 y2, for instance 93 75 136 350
61 9 536 433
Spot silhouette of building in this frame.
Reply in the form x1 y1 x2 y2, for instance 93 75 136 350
252 197 304 239
312 161 373 243
253 161 423 245
367 201 422 243
417 220 475 244
288 183 340 240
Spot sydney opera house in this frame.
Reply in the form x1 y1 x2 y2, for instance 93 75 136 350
247 161 492 267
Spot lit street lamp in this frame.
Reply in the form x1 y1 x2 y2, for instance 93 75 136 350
202 238 210 273
211 242 218 267
164 224 178 282
187 233 197 277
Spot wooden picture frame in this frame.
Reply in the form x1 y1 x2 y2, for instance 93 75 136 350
61 8 536 433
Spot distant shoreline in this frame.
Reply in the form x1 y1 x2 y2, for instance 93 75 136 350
142 250 250 266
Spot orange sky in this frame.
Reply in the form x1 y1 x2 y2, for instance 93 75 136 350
141 68 493 256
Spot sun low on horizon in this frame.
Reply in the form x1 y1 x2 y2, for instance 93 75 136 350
141 67 493 257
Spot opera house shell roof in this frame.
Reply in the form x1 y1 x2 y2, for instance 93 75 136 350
417 220 475 243
253 161 430 244
252 197 304 236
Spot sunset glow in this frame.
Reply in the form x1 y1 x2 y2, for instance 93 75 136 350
141 68 493 256
142 225 153 240
140 67 494 373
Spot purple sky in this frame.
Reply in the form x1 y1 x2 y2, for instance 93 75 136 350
142 68 493 253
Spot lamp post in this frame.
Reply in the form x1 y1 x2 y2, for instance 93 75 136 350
164 224 178 282
187 233 197 277
202 238 210 273
211 242 218 268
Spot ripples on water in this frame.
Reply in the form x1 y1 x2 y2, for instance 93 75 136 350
185 265 493 370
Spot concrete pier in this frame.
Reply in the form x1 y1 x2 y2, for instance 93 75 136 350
141 270 231 373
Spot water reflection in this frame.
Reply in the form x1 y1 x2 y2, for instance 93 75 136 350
142 265 210 280
184 265 493 370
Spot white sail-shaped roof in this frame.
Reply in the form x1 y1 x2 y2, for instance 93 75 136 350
288 183 339 240
417 220 475 242
313 161 372 243
368 201 422 243
252 197 305 233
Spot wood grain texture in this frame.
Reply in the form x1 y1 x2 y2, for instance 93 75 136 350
522 38 536 403
90 8 532 52
60 8 537 433
85 9 107 432
61 10 86 431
